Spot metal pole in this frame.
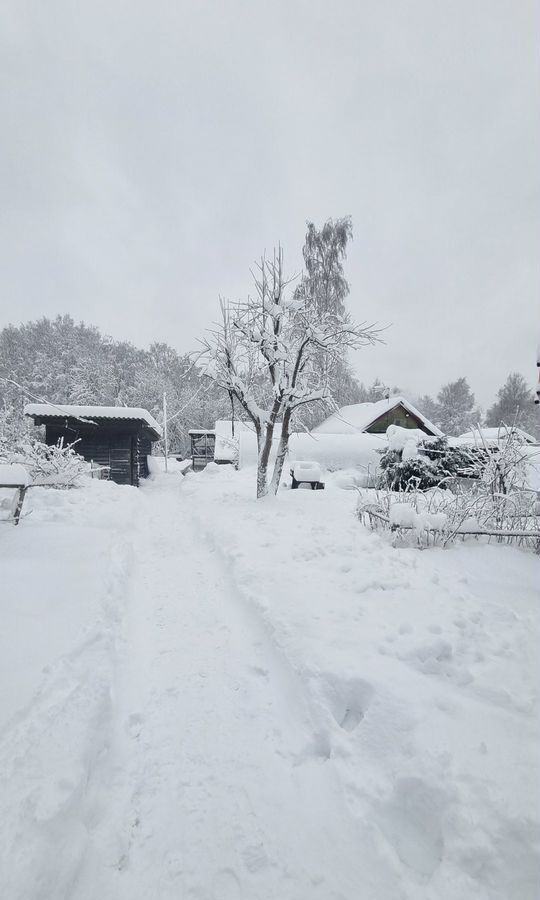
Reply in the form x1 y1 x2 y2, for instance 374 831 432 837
163 391 169 472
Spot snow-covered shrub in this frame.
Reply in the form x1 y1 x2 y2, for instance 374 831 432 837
379 450 438 491
379 434 476 492
1 401 88 485
0 435 88 487
360 431 540 550
20 440 88 485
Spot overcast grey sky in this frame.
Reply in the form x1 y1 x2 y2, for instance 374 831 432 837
1 0 538 408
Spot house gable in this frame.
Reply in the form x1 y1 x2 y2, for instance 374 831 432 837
365 402 434 435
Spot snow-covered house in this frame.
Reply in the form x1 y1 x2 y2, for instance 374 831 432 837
312 396 443 437
25 404 162 486
212 399 441 477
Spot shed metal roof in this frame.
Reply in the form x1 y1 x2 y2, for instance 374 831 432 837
24 403 162 438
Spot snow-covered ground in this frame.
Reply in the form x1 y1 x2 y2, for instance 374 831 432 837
0 468 538 899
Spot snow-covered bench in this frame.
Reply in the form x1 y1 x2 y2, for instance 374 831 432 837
290 461 325 491
0 464 31 525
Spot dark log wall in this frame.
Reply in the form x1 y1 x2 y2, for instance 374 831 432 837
44 420 156 486
136 434 152 480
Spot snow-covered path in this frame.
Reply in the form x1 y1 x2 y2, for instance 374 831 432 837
1 470 539 900
72 477 389 900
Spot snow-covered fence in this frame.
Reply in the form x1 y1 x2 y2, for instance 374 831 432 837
357 488 540 552
88 461 111 480
0 464 30 525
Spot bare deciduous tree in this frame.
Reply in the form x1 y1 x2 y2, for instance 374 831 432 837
201 248 380 498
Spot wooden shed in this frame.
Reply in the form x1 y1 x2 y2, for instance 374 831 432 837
24 404 162 486
188 429 216 470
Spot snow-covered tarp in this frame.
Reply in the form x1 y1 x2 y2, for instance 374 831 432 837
288 433 385 475
24 404 162 436
214 419 253 462
0 463 30 487
227 429 387 477
234 430 387 476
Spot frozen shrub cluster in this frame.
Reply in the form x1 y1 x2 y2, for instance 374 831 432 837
378 434 474 492
360 431 540 550
1 415 87 488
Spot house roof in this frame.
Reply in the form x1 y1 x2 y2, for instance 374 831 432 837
24 403 162 438
453 426 537 446
312 396 443 437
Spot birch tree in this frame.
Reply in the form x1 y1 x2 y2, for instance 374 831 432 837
201 248 379 498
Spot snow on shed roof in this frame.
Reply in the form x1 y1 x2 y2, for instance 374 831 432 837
24 403 162 436
312 396 443 437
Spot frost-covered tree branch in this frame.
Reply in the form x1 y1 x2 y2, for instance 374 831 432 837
201 248 381 498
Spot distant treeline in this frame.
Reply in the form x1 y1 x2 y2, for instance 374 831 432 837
1 315 537 451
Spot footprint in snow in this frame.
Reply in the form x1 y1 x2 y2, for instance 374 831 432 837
126 712 144 739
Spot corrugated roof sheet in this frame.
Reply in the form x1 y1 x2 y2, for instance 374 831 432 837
24 403 162 437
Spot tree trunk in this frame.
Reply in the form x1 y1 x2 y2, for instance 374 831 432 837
256 422 274 499
269 410 292 495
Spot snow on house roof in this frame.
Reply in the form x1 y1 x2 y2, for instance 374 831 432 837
452 426 537 446
24 403 162 437
312 396 443 437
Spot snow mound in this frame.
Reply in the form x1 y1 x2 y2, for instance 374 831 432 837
386 424 426 453
291 461 323 483
389 503 448 533
0 463 30 486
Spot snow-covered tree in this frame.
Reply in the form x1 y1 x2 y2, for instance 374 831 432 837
202 248 379 498
415 394 441 427
299 216 353 318
485 373 538 438
435 377 481 436
294 217 368 428
0 315 234 456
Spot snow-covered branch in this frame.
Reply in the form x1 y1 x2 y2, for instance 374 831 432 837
201 248 381 497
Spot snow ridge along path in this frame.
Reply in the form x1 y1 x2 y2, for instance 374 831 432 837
1 469 539 899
